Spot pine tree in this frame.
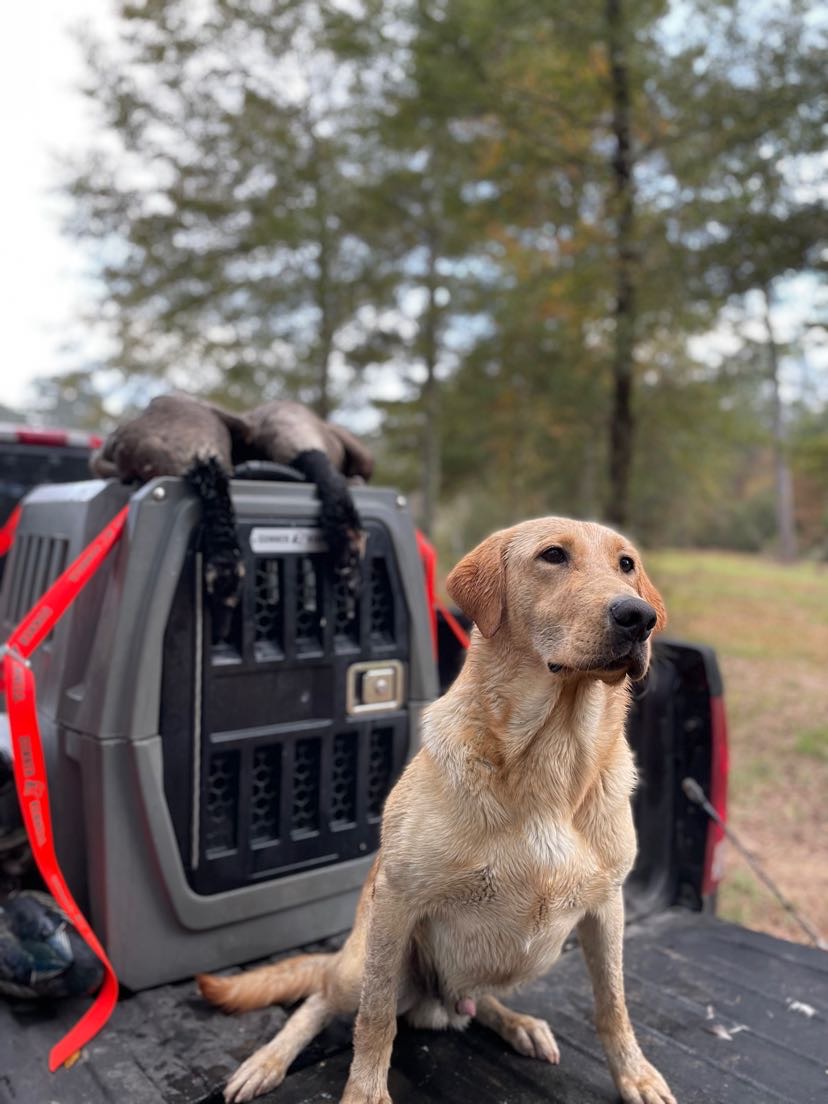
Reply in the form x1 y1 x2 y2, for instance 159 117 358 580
57 0 826 556
65 0 380 413
659 0 826 558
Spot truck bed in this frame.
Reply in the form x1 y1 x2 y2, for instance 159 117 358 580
1 909 825 1104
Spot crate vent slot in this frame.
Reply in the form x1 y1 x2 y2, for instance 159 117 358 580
295 557 323 652
254 557 282 657
334 574 359 648
369 559 395 645
330 732 358 826
291 738 321 835
9 535 68 633
250 746 281 844
205 751 239 853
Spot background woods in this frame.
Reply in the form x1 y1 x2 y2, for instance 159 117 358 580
37 0 827 556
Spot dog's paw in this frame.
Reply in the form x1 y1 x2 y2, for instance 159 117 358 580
340 1078 392 1104
340 1077 395 1104
501 1012 560 1064
615 1058 676 1104
224 1051 286 1103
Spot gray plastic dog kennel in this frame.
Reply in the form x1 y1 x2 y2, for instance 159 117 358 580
0 476 437 989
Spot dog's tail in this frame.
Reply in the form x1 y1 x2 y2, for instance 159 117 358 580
196 953 332 1013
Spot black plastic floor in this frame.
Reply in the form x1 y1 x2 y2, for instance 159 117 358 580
1 910 826 1104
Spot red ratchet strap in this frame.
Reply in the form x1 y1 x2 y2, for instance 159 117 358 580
414 529 470 652
434 597 470 650
415 530 439 654
2 505 128 1071
0 504 22 557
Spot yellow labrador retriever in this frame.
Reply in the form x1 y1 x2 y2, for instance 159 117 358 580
199 517 676 1104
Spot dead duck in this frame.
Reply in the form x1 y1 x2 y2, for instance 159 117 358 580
90 394 249 639
239 400 372 602
0 891 104 1000
91 394 374 633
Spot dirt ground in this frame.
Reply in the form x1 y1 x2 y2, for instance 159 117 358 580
648 549 828 946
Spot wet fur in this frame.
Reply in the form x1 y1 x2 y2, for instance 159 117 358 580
185 458 245 641
89 394 248 482
239 400 374 483
91 395 249 630
291 448 363 589
240 401 370 591
198 517 675 1104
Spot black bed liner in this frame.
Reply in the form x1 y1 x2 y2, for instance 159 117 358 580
1 909 826 1104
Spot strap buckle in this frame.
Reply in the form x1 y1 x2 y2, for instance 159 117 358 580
0 642 30 668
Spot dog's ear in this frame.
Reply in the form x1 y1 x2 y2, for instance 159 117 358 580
328 423 374 481
638 566 667 632
446 531 508 639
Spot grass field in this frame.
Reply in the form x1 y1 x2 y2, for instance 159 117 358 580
648 549 828 945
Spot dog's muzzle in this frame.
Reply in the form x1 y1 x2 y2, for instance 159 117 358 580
608 597 657 644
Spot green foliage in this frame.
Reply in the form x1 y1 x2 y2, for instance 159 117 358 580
42 0 827 553
64 0 396 415
794 727 828 762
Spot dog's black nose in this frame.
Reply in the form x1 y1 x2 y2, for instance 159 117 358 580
609 597 657 642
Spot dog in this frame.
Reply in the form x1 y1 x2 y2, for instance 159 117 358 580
198 516 676 1104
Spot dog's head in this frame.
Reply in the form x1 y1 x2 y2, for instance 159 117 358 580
446 517 666 683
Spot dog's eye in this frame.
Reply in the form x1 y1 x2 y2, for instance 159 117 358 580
539 546 568 565
619 555 635 573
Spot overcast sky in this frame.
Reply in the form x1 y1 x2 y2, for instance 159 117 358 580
0 0 104 414
0 2 823 421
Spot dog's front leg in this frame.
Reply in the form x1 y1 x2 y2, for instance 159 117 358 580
578 889 676 1104
341 868 415 1104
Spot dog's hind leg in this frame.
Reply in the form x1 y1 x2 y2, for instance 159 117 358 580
223 992 333 1104
475 994 560 1064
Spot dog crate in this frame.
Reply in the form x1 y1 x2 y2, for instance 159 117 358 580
0 477 436 989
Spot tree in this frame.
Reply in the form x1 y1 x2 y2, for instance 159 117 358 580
59 0 826 557
434 0 826 531
65 0 381 414
328 0 498 534
656 0 826 557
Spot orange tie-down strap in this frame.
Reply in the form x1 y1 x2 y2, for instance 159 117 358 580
2 505 128 1071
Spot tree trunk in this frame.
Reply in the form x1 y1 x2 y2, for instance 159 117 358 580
312 135 333 421
421 234 440 537
317 282 333 422
316 217 333 421
762 287 797 562
605 0 636 527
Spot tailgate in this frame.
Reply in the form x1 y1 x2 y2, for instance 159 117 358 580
1 910 826 1104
